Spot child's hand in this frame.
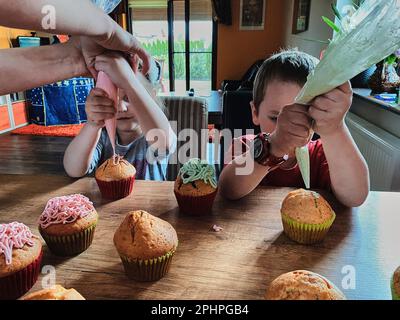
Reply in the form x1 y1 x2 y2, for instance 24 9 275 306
269 104 312 157
94 52 136 91
309 81 353 137
85 88 116 128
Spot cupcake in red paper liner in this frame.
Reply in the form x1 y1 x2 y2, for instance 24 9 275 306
174 158 218 215
114 210 178 282
0 222 43 300
95 155 136 200
38 194 98 256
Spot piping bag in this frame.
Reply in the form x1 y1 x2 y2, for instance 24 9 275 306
91 0 123 156
293 0 400 189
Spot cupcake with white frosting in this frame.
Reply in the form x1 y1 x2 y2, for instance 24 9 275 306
174 158 218 215
38 194 98 256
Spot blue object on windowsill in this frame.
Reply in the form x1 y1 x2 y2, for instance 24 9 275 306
17 36 40 48
374 93 398 103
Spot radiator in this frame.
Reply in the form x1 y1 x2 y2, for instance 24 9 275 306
346 112 400 191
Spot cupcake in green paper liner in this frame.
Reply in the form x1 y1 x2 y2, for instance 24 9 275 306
391 266 400 300
280 189 336 245
114 210 178 282
38 194 98 256
174 158 218 215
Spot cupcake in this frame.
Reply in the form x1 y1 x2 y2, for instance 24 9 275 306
0 222 43 300
281 189 336 244
265 270 346 300
391 266 400 300
95 155 136 200
38 194 98 256
114 210 178 282
21 285 85 300
174 158 217 215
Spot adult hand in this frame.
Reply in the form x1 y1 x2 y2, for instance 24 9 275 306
78 26 150 79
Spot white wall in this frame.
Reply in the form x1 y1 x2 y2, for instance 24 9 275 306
283 0 335 58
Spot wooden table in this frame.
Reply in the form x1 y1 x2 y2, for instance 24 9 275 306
1 174 399 300
159 91 223 126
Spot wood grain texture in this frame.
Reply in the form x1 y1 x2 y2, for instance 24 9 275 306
0 174 399 300
0 134 71 175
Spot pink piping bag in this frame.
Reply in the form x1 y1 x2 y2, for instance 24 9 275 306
96 71 118 155
91 0 122 155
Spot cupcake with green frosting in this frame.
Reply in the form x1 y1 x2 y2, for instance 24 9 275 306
174 158 218 215
281 189 336 244
391 266 400 300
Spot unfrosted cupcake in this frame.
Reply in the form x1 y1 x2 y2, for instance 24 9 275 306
0 222 43 300
95 155 136 200
114 210 178 282
281 189 336 244
174 158 217 215
265 270 346 300
21 285 85 300
38 194 98 256
391 266 400 300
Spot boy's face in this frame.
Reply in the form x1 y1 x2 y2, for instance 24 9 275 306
116 90 140 133
251 80 302 133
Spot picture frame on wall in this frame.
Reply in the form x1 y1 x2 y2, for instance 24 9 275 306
239 0 266 31
292 0 311 34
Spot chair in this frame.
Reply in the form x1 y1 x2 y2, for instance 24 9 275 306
162 96 209 181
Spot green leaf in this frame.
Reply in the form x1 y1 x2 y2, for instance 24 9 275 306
385 54 397 65
331 3 342 21
322 16 341 33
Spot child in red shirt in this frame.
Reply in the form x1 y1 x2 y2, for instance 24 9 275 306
219 50 369 207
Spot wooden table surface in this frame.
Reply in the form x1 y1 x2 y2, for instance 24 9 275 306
1 174 400 300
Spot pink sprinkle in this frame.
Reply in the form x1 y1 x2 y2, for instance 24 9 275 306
0 222 35 265
212 225 223 232
39 194 94 229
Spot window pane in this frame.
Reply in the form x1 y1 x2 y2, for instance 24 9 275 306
174 53 186 94
189 0 213 94
189 0 213 52
131 3 169 92
190 53 211 94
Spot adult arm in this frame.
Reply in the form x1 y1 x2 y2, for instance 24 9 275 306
0 0 150 73
0 40 86 95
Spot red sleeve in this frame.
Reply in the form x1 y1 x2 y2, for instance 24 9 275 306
309 140 331 191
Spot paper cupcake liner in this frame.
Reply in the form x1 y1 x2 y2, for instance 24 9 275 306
174 189 217 215
39 223 97 256
119 249 176 282
0 249 43 300
281 212 336 245
96 176 135 200
391 274 400 300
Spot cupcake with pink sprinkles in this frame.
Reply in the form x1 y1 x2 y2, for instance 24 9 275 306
0 222 43 299
38 194 98 256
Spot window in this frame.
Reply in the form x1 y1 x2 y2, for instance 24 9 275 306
130 0 170 91
130 0 216 94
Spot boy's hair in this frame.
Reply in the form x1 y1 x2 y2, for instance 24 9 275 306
252 50 319 112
